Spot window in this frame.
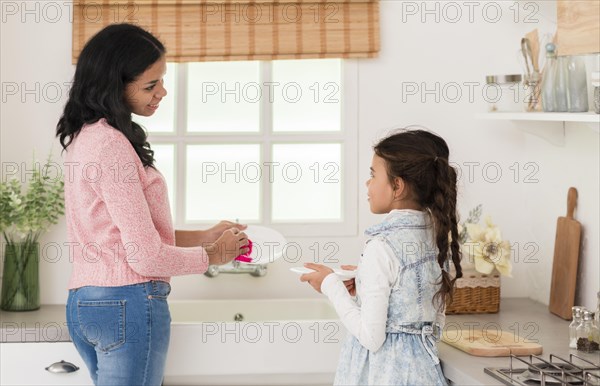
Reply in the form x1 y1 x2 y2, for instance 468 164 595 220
137 59 358 236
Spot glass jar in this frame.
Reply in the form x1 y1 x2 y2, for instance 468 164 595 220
524 72 541 112
0 241 40 311
555 56 569 112
576 310 599 352
541 43 558 112
592 71 600 114
485 74 525 112
569 306 583 349
566 55 588 112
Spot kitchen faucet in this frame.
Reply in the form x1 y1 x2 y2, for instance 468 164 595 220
204 260 268 277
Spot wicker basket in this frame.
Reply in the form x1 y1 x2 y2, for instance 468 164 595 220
445 269 500 314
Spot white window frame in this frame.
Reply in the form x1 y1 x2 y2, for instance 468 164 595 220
148 60 358 237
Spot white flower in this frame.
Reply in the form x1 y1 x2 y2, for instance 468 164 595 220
462 215 512 277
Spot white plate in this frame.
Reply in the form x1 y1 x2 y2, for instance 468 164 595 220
333 269 358 281
290 267 357 280
290 267 315 275
236 225 287 265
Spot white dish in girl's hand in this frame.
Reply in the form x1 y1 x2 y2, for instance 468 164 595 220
290 267 315 275
290 267 357 280
333 269 358 281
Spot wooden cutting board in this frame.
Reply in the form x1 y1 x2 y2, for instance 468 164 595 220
549 187 582 320
442 329 543 357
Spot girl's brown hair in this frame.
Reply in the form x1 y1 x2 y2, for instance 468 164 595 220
373 128 462 309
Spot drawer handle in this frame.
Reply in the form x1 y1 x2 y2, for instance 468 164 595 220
45 360 80 373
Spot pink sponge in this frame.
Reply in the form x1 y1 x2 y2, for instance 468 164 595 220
235 239 253 263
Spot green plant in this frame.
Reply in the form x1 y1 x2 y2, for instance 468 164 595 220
0 155 64 241
458 204 482 244
0 154 64 310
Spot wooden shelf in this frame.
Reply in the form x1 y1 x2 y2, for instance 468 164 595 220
477 112 600 123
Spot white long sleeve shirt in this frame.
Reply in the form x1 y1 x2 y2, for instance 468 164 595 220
321 239 398 352
321 234 446 353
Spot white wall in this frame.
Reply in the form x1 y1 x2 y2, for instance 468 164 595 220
1 1 598 310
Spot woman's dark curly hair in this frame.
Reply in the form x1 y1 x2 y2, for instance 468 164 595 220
56 23 165 168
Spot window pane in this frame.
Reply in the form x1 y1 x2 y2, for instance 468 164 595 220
187 62 260 133
272 59 341 132
186 144 260 222
271 144 341 221
152 144 175 219
135 63 177 133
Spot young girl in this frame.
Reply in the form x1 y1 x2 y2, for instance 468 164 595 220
301 129 461 385
56 24 249 385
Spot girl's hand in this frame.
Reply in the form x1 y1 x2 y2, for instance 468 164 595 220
205 228 249 265
300 263 334 293
207 220 247 243
341 265 357 296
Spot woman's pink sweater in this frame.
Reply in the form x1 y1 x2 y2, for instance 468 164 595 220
64 119 208 289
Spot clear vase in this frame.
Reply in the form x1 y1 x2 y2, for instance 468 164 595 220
1 241 40 311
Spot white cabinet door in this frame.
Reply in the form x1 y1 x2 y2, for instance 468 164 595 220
0 342 93 386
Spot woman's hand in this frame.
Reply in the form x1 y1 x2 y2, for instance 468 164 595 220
205 228 249 266
300 263 334 293
340 264 357 296
207 220 247 243
175 221 246 247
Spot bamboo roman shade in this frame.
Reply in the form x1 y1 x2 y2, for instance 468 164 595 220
72 0 380 63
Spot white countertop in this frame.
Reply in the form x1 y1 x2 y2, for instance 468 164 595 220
2 298 599 385
1 304 69 342
440 298 600 385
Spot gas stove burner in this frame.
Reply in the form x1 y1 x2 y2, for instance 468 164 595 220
484 354 600 386
528 363 577 372
518 362 581 384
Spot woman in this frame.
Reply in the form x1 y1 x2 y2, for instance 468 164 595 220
56 23 248 385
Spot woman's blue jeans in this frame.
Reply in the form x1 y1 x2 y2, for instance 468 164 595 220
66 281 171 386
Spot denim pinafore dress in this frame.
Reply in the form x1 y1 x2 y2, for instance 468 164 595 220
333 210 448 385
